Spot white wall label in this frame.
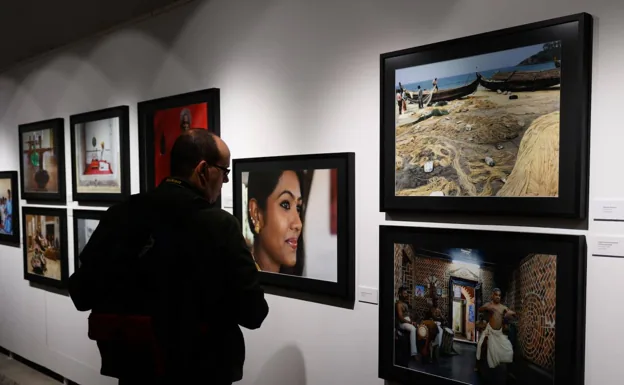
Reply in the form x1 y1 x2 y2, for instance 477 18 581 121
592 199 624 221
592 236 624 259
358 286 379 305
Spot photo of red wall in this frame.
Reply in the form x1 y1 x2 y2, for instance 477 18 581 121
152 102 208 186
330 168 338 234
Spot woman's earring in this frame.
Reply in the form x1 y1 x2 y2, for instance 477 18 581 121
254 222 260 234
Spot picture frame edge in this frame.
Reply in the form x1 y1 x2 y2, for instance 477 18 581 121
137 88 221 194
69 105 131 204
377 224 587 385
232 152 356 306
379 13 593 220
21 206 69 290
18 118 67 204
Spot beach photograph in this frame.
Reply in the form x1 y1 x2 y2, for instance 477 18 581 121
394 41 561 198
393 243 556 385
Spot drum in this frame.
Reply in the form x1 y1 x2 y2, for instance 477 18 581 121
440 327 454 354
417 324 429 341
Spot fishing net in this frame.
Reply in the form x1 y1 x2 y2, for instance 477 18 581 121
496 111 560 197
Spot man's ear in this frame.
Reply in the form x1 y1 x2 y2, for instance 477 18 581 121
194 160 208 179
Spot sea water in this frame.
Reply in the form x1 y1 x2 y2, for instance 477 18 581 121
399 62 556 92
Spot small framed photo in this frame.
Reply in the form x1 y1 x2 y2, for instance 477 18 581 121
70 106 131 203
72 209 105 271
138 89 220 193
22 207 69 289
233 152 355 304
380 225 586 385
18 118 66 203
0 171 20 246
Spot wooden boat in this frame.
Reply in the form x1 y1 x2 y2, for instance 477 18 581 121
405 75 481 104
478 68 560 92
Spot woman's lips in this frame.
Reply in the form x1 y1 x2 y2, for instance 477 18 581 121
286 238 298 250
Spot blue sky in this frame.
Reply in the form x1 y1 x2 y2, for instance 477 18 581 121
396 42 556 86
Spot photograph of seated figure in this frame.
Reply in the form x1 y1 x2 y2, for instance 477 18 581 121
393 243 556 385
25 214 62 280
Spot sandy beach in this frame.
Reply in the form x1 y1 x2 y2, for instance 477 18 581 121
394 87 560 197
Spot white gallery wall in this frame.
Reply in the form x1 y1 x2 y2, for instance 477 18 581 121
0 0 622 384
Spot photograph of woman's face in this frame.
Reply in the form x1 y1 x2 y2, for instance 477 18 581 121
251 170 302 270
241 168 339 282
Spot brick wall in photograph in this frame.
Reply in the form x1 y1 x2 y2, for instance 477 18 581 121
506 254 557 372
409 254 497 324
411 255 449 321
394 244 403 299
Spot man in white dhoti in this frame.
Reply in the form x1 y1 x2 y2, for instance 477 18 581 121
396 286 419 362
476 288 516 369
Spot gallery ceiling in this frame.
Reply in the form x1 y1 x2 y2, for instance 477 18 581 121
0 0 192 71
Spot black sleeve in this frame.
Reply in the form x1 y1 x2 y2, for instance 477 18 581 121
221 213 269 330
67 205 122 312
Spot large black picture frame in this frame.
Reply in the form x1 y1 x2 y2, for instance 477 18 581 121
72 209 105 272
70 106 131 203
0 171 20 247
233 152 355 306
379 225 586 385
380 13 593 218
138 88 221 194
18 118 66 203
21 206 69 289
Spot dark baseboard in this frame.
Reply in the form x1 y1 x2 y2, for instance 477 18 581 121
0 344 81 385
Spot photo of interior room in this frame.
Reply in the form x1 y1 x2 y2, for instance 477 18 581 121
393 243 557 385
24 214 62 281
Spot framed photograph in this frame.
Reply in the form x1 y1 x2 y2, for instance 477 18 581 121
380 13 592 218
70 106 131 203
380 225 586 385
233 152 355 303
0 171 20 246
73 209 104 271
138 89 220 193
18 118 66 203
22 207 69 289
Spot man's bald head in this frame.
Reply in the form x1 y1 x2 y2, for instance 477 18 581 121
170 129 220 178
170 129 231 203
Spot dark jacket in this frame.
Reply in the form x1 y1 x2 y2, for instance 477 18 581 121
68 177 269 383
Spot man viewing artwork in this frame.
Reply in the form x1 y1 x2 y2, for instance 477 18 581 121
68 129 269 385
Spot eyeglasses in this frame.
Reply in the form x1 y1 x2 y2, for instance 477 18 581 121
213 164 230 177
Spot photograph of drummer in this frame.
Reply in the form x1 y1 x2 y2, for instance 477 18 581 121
393 243 556 385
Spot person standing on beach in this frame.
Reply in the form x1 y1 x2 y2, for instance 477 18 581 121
417 86 423 109
432 78 438 92
401 89 407 112
396 89 403 114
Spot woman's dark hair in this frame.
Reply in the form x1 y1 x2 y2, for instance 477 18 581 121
247 169 307 276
